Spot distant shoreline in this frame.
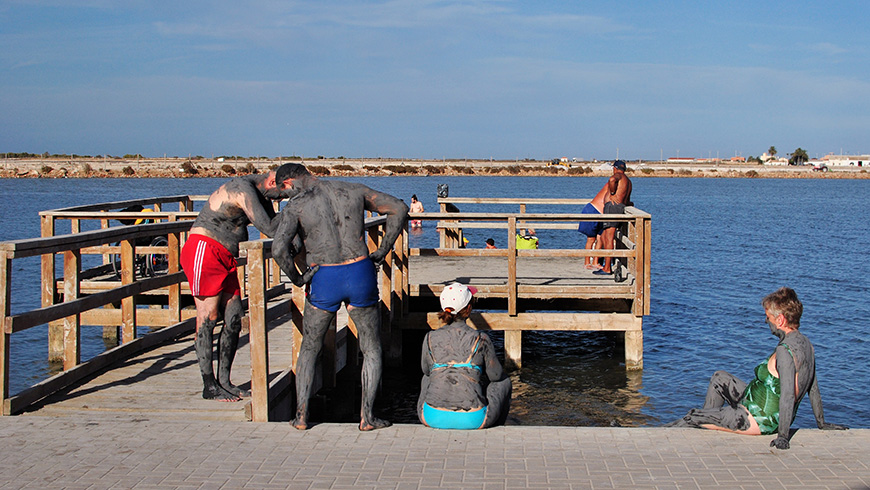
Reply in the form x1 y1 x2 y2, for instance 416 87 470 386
2 157 867 179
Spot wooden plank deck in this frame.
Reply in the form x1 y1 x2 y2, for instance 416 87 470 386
19 294 300 422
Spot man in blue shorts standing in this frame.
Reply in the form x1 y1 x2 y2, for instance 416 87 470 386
271 163 409 431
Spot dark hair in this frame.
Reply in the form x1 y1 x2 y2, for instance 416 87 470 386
436 303 471 324
411 194 418 200
762 287 803 328
275 163 310 185
486 238 494 246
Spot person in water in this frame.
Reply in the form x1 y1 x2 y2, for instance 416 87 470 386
180 165 291 401
409 194 424 228
417 282 512 429
666 287 847 449
271 163 409 431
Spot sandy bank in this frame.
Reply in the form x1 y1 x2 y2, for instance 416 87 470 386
2 157 867 179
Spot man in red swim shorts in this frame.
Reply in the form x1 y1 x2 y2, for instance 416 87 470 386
181 166 294 402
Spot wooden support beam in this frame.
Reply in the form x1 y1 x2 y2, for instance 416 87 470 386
62 249 81 370
246 243 270 422
395 311 643 332
504 330 521 370
625 318 644 370
1 252 10 408
42 215 62 362
167 232 182 325
120 239 136 343
507 217 517 316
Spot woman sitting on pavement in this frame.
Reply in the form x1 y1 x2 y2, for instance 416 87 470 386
417 282 512 429
666 287 847 449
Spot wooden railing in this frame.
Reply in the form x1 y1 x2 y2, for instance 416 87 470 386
0 221 193 414
1 201 403 421
402 196 651 370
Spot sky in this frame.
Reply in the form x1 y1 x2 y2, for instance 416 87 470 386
1 1 869 161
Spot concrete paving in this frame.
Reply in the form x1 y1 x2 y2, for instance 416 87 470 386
0 413 867 489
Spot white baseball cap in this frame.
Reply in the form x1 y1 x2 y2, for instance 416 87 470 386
439 282 478 312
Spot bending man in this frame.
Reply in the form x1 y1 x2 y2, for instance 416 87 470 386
180 166 290 401
272 163 409 431
666 287 847 449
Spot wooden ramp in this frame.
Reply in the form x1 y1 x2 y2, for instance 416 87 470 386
19 294 298 422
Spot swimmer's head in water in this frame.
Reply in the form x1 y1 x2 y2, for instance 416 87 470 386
440 282 477 312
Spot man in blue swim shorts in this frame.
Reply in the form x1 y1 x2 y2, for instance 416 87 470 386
272 164 409 432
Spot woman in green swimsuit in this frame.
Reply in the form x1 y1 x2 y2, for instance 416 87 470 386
667 287 847 449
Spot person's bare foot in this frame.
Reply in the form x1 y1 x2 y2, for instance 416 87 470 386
359 417 392 431
202 385 242 402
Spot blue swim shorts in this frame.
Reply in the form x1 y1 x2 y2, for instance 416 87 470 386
421 402 487 430
577 202 603 237
307 258 379 313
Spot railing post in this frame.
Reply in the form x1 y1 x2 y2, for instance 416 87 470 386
167 231 182 325
1 251 11 413
246 242 270 422
120 239 136 343
507 216 518 316
505 216 521 370
42 215 63 362
62 249 81 370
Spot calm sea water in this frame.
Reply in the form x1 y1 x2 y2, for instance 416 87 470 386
1 176 867 429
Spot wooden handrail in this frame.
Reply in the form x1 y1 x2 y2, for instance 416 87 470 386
1 221 191 259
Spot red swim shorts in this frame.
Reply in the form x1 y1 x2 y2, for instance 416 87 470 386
180 234 241 297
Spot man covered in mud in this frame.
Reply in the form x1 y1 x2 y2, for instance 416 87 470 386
271 163 409 431
180 165 290 401
666 287 847 449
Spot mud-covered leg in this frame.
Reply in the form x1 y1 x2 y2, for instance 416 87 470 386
350 306 391 431
483 377 512 428
196 317 239 401
292 303 335 430
217 295 250 397
703 370 747 409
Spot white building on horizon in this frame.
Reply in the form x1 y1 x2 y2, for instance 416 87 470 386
819 154 869 167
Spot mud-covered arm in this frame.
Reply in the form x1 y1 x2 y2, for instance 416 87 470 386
420 333 433 375
364 188 410 265
271 210 317 286
772 344 797 449
236 180 280 237
808 372 849 431
480 334 507 383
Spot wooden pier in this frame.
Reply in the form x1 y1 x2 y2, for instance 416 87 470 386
0 195 650 422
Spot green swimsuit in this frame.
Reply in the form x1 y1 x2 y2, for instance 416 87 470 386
740 345 798 435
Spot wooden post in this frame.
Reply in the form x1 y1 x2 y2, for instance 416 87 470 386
62 249 81 370
120 239 136 343
167 231 182 325
504 330 522 371
1 252 11 412
507 216 518 316
625 317 643 370
505 216 521 369
247 243 270 422
42 215 63 362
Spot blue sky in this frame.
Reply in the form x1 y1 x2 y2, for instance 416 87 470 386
2 1 868 161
